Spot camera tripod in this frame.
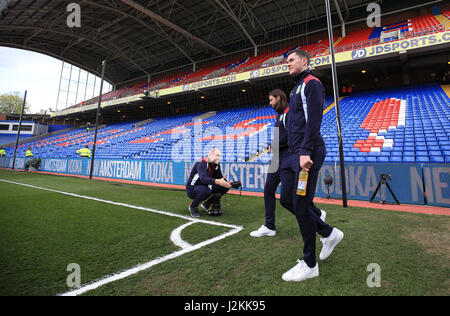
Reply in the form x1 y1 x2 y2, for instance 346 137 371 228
370 174 400 205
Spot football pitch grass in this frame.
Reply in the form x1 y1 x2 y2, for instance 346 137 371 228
0 169 448 296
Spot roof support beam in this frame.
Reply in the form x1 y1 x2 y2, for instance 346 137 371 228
171 0 227 47
333 0 346 37
152 19 196 65
82 1 195 71
239 0 268 36
212 0 258 56
81 0 167 65
340 0 350 18
273 1 291 28
2 24 149 76
308 0 319 21
120 0 224 56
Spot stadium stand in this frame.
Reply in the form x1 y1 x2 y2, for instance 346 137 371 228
323 83 450 164
0 135 33 146
66 9 446 110
335 28 374 51
3 84 449 163
6 81 449 165
443 10 450 19
411 14 441 31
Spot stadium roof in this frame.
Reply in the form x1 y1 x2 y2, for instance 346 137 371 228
0 0 440 84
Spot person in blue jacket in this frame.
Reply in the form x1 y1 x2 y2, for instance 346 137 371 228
280 49 344 283
186 148 231 218
250 89 326 238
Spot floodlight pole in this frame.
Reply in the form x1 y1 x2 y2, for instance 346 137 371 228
325 0 348 207
12 90 27 171
89 60 106 180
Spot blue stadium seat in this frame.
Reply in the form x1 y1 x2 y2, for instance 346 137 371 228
430 156 444 163
2 83 449 164
416 157 429 163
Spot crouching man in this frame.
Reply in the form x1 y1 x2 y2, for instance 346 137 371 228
186 148 232 218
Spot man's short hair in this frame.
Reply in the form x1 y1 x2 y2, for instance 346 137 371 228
288 49 310 66
208 148 221 156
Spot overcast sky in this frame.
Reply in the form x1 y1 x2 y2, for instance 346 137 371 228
0 47 111 114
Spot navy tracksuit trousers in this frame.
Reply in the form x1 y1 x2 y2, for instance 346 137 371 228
264 150 323 231
279 144 333 268
186 184 229 208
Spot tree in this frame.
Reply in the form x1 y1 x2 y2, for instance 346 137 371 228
0 93 30 114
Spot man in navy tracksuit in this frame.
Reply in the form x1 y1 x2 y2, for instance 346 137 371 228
280 49 344 283
186 148 231 218
250 89 326 238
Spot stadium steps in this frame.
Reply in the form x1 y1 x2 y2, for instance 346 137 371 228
193 111 217 121
323 96 345 116
134 118 154 128
434 14 450 29
328 37 344 53
441 84 450 99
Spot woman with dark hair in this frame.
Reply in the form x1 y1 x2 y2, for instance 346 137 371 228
250 89 326 237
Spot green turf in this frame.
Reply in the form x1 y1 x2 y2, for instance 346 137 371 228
0 170 449 296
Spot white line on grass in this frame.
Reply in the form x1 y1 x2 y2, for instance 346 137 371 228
170 221 195 249
0 179 244 296
61 225 243 296
0 179 240 229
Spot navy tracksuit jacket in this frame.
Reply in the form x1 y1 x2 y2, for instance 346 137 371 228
263 107 289 230
186 159 229 207
279 69 334 268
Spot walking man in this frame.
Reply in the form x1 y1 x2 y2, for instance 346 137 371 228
250 89 326 238
280 49 344 282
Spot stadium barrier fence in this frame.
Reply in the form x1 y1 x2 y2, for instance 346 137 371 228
1 157 448 208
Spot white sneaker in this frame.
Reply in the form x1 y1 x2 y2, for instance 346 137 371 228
319 228 344 261
320 210 327 222
282 260 319 282
249 225 276 237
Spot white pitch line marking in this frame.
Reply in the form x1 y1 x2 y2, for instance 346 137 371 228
0 179 240 229
170 221 195 249
0 179 244 296
60 226 243 296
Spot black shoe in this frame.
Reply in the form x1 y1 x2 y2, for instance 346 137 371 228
211 194 222 208
208 207 222 216
207 193 223 216
188 204 200 218
200 194 217 213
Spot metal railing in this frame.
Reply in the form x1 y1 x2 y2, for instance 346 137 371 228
403 24 445 38
334 38 380 54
